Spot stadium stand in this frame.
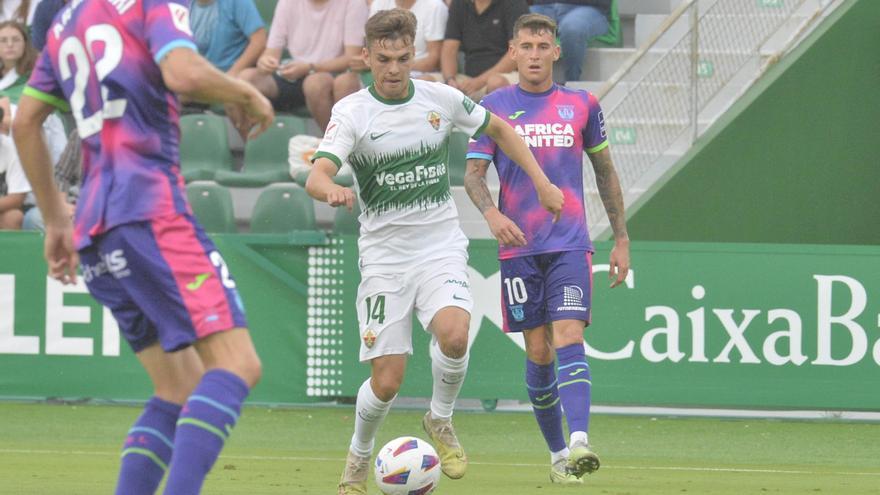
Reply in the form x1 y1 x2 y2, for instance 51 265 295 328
215 114 309 187
185 181 238 233
249 183 316 233
179 114 235 182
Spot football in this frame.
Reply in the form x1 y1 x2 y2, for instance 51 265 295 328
374 436 441 495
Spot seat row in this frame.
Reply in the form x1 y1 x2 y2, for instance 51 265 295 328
178 113 473 188
186 182 361 235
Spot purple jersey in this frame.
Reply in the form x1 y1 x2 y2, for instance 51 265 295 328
467 84 608 260
25 0 198 249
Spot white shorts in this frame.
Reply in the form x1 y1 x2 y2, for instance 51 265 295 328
356 258 473 361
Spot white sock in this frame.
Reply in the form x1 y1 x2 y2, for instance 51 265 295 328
350 379 394 457
429 340 469 419
551 447 570 465
570 431 588 447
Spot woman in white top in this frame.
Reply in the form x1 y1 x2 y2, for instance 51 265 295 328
0 20 37 100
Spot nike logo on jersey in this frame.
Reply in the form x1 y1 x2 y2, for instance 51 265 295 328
508 110 526 120
452 294 468 301
370 130 391 140
536 392 553 402
186 273 212 291
570 368 588 376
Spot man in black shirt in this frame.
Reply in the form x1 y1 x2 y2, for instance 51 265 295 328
440 0 529 99
530 1 610 83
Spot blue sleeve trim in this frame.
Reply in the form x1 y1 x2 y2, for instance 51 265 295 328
154 39 198 64
465 152 493 161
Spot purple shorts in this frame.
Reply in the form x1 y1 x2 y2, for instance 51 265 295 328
499 250 593 332
79 214 247 353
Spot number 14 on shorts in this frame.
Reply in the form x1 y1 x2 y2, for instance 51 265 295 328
365 295 386 325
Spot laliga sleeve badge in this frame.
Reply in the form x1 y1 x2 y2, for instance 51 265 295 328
363 328 377 348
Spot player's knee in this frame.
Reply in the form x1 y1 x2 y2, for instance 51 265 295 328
236 353 263 388
526 344 554 365
440 332 469 360
371 374 403 401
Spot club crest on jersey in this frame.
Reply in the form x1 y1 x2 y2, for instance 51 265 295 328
510 304 525 322
363 329 377 348
168 3 193 36
556 105 575 121
427 111 441 130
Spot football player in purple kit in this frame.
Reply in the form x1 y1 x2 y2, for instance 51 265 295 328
465 13 629 485
12 0 273 493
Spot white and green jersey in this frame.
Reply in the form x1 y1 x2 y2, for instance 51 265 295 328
314 79 490 268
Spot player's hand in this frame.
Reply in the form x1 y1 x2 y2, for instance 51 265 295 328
608 238 630 288
257 54 279 74
536 181 564 222
43 221 79 285
232 89 274 140
485 208 526 247
327 185 355 211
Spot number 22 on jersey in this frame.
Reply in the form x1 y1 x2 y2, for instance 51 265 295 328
59 24 126 138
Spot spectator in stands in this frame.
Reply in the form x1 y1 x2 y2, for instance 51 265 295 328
0 0 40 25
190 0 267 77
238 0 368 132
0 101 30 230
438 0 529 100
530 1 609 83
332 0 448 102
30 0 65 51
0 20 36 102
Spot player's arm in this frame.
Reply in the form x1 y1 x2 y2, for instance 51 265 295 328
483 113 564 219
464 157 526 247
160 47 273 138
305 158 355 211
587 146 630 288
12 95 78 284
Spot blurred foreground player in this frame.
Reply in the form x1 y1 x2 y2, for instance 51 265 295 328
13 0 273 492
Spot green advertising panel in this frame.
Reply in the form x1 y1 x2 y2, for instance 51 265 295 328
1 232 878 411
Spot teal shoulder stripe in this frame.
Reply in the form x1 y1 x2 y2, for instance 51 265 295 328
188 395 240 422
531 398 561 410
22 86 70 112
558 378 592 388
312 150 342 169
154 39 197 64
472 109 491 139
177 417 229 442
128 426 174 449
121 448 168 471
466 152 493 161
586 140 609 154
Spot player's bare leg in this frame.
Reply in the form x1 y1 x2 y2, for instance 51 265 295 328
523 326 582 484
424 306 470 479
552 319 600 478
339 354 406 495
162 328 262 494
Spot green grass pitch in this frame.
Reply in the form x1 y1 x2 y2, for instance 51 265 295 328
1 403 878 494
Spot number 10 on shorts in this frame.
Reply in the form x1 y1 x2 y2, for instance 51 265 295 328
503 277 528 305
365 295 386 324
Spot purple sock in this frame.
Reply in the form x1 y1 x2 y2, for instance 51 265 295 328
526 359 567 453
115 396 181 495
163 369 250 495
556 344 591 437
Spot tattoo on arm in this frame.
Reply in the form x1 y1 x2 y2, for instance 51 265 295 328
464 159 496 214
590 149 629 240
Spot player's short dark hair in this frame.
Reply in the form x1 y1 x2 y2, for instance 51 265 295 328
513 13 558 40
365 8 417 49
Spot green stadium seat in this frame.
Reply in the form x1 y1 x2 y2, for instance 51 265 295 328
447 131 469 186
250 183 316 233
186 182 237 233
215 115 309 187
179 114 234 182
590 0 621 47
333 198 361 235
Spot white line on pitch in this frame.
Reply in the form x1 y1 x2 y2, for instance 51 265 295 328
2 449 878 477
